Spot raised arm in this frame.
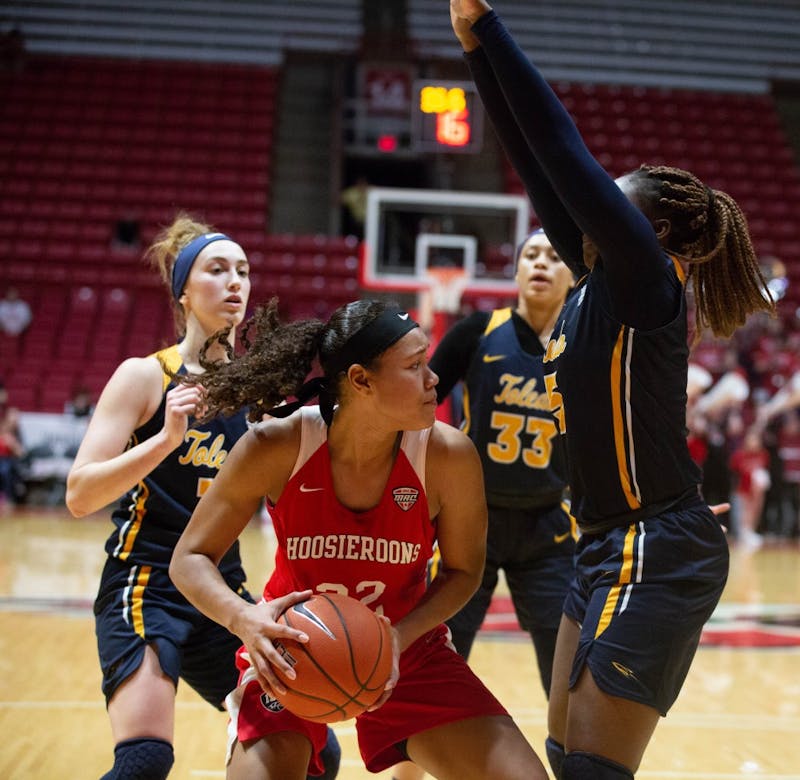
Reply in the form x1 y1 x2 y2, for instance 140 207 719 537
451 1 675 325
451 7 584 272
757 371 800 426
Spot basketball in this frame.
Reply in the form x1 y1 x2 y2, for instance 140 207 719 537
271 593 394 723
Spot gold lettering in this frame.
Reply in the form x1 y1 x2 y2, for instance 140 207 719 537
543 332 566 363
178 430 228 469
494 374 550 411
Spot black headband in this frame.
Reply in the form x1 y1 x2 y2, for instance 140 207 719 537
325 308 419 378
265 308 419 425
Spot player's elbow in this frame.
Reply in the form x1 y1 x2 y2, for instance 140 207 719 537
65 476 91 517
168 549 187 591
168 544 200 597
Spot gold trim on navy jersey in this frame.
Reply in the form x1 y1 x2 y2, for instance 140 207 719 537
463 308 513 437
114 481 150 561
123 564 152 638
595 522 644 638
611 326 641 511
157 344 183 392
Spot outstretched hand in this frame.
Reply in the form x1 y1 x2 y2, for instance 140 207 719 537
450 0 492 51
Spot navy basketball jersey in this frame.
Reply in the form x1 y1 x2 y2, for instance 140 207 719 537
463 308 567 509
543 261 702 532
105 345 249 574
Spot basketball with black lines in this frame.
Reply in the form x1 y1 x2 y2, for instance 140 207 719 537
272 593 393 723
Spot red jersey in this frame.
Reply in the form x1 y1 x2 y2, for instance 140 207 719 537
264 406 435 624
729 447 769 495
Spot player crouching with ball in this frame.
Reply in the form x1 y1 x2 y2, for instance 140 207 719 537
170 298 548 780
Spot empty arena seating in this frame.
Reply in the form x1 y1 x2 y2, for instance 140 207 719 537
2 25 799 411
501 83 800 315
0 53 363 411
408 0 800 92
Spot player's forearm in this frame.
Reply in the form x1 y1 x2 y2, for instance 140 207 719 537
65 430 174 516
392 565 481 652
170 548 251 636
464 45 585 273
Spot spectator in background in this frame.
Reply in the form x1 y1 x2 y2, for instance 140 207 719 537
775 410 800 539
111 213 142 251
729 426 771 550
0 405 24 509
757 370 800 426
757 370 800 540
64 385 95 418
0 286 32 336
340 176 370 239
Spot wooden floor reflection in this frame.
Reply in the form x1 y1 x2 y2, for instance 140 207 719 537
1 508 798 779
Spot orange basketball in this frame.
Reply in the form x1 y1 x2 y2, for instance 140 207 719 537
271 593 394 723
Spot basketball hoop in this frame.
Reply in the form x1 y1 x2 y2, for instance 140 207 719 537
417 267 470 348
425 266 470 315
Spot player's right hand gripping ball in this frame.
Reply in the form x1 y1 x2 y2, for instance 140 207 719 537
272 592 393 722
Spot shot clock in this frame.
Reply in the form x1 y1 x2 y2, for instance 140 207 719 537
412 80 483 153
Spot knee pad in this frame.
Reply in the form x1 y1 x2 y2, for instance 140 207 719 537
545 736 565 779
310 727 341 780
562 751 634 780
100 738 174 780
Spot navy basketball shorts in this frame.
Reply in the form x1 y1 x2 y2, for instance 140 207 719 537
562 499 729 715
448 501 576 637
94 556 253 709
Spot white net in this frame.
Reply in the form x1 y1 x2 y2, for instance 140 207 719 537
425 267 470 314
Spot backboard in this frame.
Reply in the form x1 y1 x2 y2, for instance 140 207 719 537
359 186 530 301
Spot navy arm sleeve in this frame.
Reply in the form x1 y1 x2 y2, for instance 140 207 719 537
429 311 490 402
464 46 585 276
470 11 679 329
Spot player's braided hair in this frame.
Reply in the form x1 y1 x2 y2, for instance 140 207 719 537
629 165 774 339
144 212 215 337
186 298 393 423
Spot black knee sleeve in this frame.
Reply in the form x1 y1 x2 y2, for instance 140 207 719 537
100 738 174 780
545 736 565 779
562 751 634 780
309 727 341 780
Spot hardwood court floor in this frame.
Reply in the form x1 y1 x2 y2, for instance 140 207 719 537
1 507 799 780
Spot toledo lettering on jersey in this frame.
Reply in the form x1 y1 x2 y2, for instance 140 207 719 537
493 373 551 411
178 430 229 469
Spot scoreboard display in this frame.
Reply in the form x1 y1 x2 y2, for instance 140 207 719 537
347 68 484 156
412 80 483 154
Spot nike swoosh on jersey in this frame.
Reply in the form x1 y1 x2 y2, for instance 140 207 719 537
299 484 324 493
482 354 506 363
553 532 571 543
398 313 409 320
